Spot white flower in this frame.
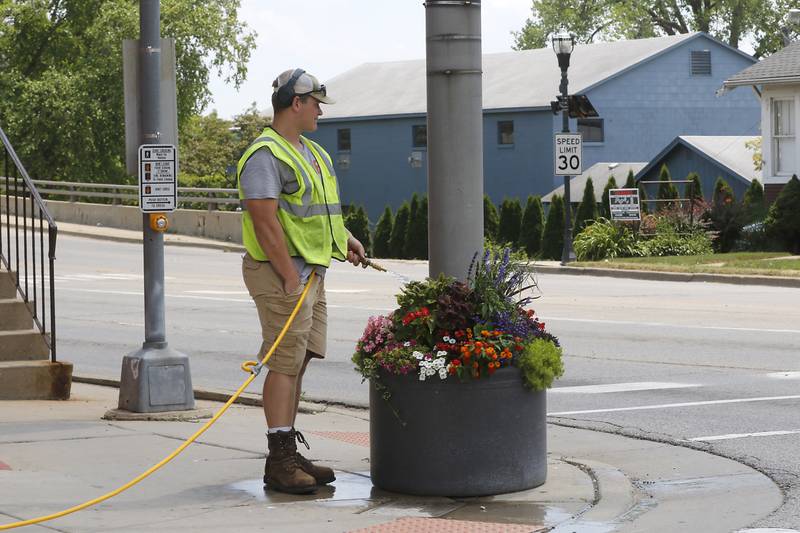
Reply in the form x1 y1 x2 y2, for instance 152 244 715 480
413 351 424 360
443 336 451 342
419 372 426 381
436 350 448 357
439 368 447 379
449 338 456 345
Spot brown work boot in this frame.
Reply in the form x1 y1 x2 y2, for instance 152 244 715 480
264 430 316 494
294 429 336 485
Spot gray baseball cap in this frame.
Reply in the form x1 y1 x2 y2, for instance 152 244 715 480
272 69 334 104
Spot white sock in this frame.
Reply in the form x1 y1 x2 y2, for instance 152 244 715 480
267 426 292 434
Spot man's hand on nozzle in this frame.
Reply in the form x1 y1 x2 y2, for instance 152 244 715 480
347 235 367 267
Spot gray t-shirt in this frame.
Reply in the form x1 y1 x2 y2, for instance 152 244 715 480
240 139 328 282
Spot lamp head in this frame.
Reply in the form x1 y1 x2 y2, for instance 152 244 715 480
552 32 575 56
789 8 800 25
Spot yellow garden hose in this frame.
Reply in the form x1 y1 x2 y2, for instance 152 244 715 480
0 272 316 531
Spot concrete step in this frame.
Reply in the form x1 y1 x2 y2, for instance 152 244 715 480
0 268 17 299
0 360 72 400
0 298 34 330
0 329 50 361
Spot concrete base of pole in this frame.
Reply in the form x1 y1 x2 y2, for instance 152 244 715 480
118 344 195 413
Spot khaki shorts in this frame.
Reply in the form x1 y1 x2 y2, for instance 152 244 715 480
242 254 326 376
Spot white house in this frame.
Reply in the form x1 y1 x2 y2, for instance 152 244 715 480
723 40 800 202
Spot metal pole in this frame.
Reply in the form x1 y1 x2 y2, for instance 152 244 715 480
425 0 484 281
559 64 576 264
117 0 194 413
140 0 165 345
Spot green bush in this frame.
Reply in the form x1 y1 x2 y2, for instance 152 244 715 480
541 195 565 260
743 178 766 222
638 181 650 214
657 164 678 210
574 176 599 235
519 195 544 258
764 175 800 254
498 198 523 245
600 175 618 219
389 201 410 258
516 339 564 391
705 201 747 253
637 217 713 256
345 205 371 255
405 195 428 259
712 177 734 206
484 195 499 240
573 218 637 261
372 206 393 258
623 169 636 189
484 237 527 262
686 172 703 202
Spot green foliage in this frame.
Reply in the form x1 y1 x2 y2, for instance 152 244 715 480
512 0 790 58
541 195 565 260
600 175 618 219
686 172 703 201
405 195 429 259
743 178 766 222
484 238 528 262
637 216 713 257
638 181 650 214
468 248 537 323
713 177 735 206
657 164 679 210
389 201 411 258
345 205 372 256
0 0 256 182
573 218 638 261
498 198 523 246
574 177 599 234
705 202 747 253
372 206 394 259
623 169 636 189
484 195 500 240
520 195 545 258
516 339 564 391
764 175 800 254
180 111 236 180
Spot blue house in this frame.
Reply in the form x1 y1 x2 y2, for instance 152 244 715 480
309 33 759 219
635 136 760 202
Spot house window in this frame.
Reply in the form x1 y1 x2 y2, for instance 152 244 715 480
497 121 514 145
577 118 604 143
691 50 711 76
337 128 351 151
772 98 795 175
412 125 427 148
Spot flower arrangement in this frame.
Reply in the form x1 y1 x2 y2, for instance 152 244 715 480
353 249 564 393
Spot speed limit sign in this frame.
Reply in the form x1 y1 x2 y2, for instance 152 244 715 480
554 133 582 176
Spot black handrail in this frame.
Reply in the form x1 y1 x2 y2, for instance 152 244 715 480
0 124 58 361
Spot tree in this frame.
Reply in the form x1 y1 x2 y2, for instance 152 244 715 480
541 195 565 260
764 175 800 254
656 164 678 210
389 201 411 259
498 198 523 246
623 169 636 189
345 205 372 256
574 177 599 234
686 172 704 202
713 177 735 206
484 194 500 240
0 0 256 182
638 181 650 215
179 111 234 179
743 178 765 210
600 175 618 219
513 0 795 58
405 195 429 259
372 206 394 259
520 195 545 258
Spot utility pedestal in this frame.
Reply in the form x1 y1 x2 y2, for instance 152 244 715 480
119 344 194 412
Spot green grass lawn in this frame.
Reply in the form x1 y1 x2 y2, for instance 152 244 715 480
577 252 800 277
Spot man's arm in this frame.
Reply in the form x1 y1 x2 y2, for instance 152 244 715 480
246 198 300 293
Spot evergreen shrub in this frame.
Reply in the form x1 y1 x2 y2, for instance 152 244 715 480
519 195 545 258
372 206 394 258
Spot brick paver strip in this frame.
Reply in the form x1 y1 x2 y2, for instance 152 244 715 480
349 517 541 532
308 430 370 447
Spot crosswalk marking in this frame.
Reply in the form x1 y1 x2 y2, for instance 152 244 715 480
548 395 800 416
550 382 701 394
689 430 800 442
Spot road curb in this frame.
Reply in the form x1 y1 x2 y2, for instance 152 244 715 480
59 228 245 253
533 264 800 288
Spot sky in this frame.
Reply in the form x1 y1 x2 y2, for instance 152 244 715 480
207 0 532 118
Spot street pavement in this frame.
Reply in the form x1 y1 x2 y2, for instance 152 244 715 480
2 222 800 531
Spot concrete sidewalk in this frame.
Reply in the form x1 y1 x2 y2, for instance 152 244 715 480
0 382 782 532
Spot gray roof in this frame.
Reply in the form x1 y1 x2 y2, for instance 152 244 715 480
542 162 647 203
321 33 709 121
635 136 760 184
724 41 800 88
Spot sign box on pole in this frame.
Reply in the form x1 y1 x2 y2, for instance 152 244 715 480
139 144 177 213
609 188 641 221
554 133 582 176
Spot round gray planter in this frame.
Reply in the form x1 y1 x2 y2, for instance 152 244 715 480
369 366 547 497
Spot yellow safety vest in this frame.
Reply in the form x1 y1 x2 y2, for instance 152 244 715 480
237 128 348 266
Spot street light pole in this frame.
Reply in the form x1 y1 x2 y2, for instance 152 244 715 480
553 33 576 264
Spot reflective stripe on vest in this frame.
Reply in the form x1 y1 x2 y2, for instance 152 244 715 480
236 128 349 265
